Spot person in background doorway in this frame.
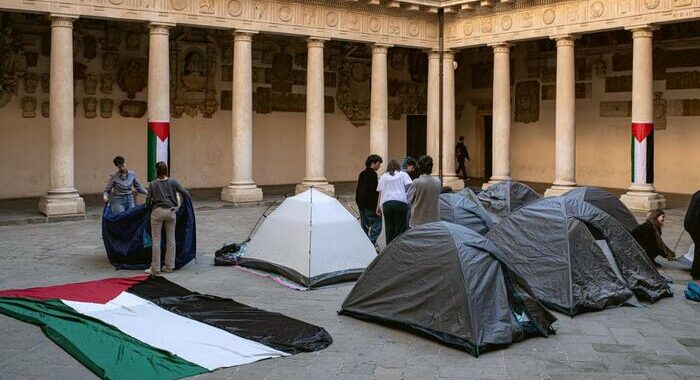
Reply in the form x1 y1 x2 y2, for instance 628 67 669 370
407 155 441 228
377 159 413 245
103 155 147 214
455 136 470 180
685 190 700 280
356 154 383 247
402 156 419 180
631 209 676 267
145 161 189 276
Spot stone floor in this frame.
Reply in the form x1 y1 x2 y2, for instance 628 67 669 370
0 181 698 380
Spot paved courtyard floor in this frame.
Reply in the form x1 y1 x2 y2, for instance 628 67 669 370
0 184 699 380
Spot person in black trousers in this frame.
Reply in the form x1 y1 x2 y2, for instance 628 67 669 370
356 154 383 247
685 190 700 280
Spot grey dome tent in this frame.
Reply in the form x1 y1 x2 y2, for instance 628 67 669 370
486 197 672 316
477 181 541 222
563 186 639 231
439 193 496 234
339 221 557 357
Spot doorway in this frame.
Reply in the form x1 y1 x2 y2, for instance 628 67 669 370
406 115 427 160
483 115 493 180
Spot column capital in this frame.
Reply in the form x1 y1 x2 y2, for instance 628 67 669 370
626 25 657 38
233 30 256 42
307 37 329 48
551 34 578 46
371 43 391 54
442 50 455 60
489 42 512 53
427 49 441 60
49 14 78 28
149 22 175 35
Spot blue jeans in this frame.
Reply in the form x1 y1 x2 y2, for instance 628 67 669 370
111 194 135 214
359 207 382 245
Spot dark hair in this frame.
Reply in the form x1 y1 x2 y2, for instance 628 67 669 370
417 155 433 175
113 155 125 167
155 161 168 177
387 159 401 175
648 209 665 230
441 186 453 193
406 158 417 168
365 154 383 168
458 136 465 141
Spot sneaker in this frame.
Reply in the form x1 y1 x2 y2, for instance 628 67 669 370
145 268 161 276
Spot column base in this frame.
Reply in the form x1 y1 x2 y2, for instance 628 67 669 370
38 192 85 216
620 190 666 211
295 182 335 197
544 184 577 197
221 184 264 204
482 176 512 190
442 176 465 191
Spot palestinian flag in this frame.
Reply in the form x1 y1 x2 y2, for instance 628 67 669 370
148 120 170 181
0 276 332 380
631 122 654 184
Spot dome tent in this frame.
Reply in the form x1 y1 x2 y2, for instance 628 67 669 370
238 188 376 288
477 181 541 222
439 192 496 234
339 221 556 357
562 186 639 231
486 197 672 316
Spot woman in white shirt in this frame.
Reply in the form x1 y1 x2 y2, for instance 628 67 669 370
377 159 413 244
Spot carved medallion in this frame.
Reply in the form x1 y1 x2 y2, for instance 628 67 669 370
645 0 660 9
463 22 473 36
567 5 579 22
369 18 381 33
409 22 420 37
347 13 360 31
326 11 339 27
672 0 692 7
227 0 243 17
302 8 316 25
543 9 556 25
254 1 267 19
521 12 534 28
199 0 215 14
481 18 492 33
388 21 400 35
590 1 605 18
279 5 293 22
108 0 125 4
617 0 631 14
501 16 513 30
170 0 188 11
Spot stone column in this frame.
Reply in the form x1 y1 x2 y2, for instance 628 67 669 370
620 26 665 210
545 35 578 197
296 38 334 196
370 44 390 173
426 50 441 176
485 42 512 189
221 31 263 203
146 22 173 183
39 15 85 216
442 50 464 190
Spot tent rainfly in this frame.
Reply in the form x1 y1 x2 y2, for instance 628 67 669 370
439 192 496 235
238 188 377 288
486 197 672 316
562 186 639 231
477 181 541 222
340 221 557 357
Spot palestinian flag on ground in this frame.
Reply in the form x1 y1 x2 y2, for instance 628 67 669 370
631 122 654 184
148 120 170 181
0 276 332 380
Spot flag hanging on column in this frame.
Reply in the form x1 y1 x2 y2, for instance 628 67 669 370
631 122 654 184
148 121 170 181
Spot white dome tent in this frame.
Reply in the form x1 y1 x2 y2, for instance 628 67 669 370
238 188 376 288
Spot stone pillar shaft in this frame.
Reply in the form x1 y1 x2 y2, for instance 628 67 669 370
39 15 85 216
147 24 171 124
441 51 463 190
487 43 512 187
370 44 390 171
426 50 441 175
221 31 263 203
546 35 577 197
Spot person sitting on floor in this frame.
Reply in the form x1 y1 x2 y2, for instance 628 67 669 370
631 209 676 267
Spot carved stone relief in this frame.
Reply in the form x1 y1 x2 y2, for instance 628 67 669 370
100 73 114 94
666 71 700 90
41 101 49 118
171 30 218 118
605 76 632 92
336 58 370 126
592 59 607 78
84 74 97 95
41 74 49 93
84 97 97 118
100 98 114 118
21 96 36 118
119 100 147 118
103 53 119 72
100 29 121 51
23 73 38 94
118 58 148 98
514 80 539 124
84 35 97 59
25 52 38 67
599 101 631 117
272 47 294 92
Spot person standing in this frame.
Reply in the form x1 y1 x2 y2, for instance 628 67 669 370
402 156 419 180
145 161 189 276
103 155 147 214
685 190 700 280
377 159 413 245
356 154 383 246
408 155 442 228
455 136 470 179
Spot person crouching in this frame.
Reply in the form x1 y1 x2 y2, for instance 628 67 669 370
145 161 189 276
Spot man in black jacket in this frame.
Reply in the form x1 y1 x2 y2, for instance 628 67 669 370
685 190 700 279
356 154 383 246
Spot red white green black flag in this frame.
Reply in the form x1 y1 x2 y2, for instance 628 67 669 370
631 122 654 184
148 121 170 181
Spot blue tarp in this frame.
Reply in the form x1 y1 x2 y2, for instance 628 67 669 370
101 196 196 270
685 282 700 302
